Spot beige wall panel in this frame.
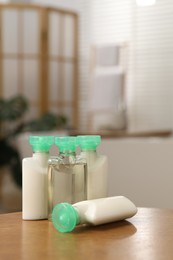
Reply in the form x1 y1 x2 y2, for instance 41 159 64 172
48 61 60 102
23 60 39 102
63 106 73 127
48 12 61 56
63 62 73 102
2 9 18 54
63 15 74 57
3 59 18 98
23 10 39 54
48 105 60 114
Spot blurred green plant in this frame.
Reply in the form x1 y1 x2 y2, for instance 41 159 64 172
0 95 68 187
0 95 28 121
23 112 67 132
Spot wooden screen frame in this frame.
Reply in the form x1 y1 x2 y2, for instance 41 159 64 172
0 3 79 129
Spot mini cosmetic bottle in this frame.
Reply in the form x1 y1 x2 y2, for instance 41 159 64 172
48 136 87 220
22 136 54 220
77 135 108 199
52 196 137 232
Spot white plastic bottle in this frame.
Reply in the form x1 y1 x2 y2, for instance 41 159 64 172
52 196 137 232
77 135 108 199
22 136 54 220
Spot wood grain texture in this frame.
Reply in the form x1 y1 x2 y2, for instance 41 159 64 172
0 208 173 259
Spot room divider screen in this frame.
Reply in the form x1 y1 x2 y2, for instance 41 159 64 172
0 3 78 129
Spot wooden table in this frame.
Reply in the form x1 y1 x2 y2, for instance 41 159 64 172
0 208 173 259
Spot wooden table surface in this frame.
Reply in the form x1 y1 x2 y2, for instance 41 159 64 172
0 208 173 260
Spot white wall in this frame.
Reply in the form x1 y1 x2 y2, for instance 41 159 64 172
99 137 173 208
80 0 173 132
27 0 173 132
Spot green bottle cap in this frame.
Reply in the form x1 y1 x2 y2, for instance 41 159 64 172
55 136 77 152
29 136 54 152
52 203 79 233
77 135 101 150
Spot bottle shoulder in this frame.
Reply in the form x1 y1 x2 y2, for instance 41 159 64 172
75 155 87 164
98 154 107 159
48 156 62 164
48 155 86 165
86 155 108 169
22 157 33 163
97 155 108 163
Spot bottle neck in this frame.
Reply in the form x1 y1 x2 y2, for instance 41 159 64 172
59 151 76 157
59 151 76 164
33 151 49 166
81 149 97 164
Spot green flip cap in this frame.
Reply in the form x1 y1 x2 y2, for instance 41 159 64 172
77 135 101 150
52 203 80 233
55 136 77 152
29 136 54 152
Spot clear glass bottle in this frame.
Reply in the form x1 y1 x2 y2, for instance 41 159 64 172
22 136 54 220
77 135 108 200
48 136 87 220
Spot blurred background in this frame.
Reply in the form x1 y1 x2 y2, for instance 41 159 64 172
1 0 173 213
